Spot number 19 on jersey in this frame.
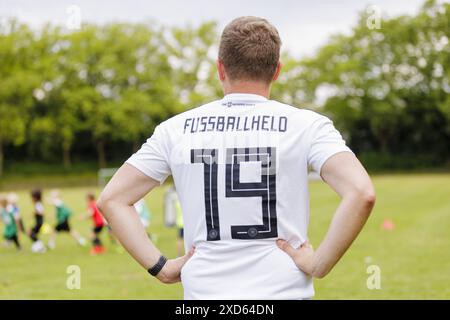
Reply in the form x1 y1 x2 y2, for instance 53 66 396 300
191 147 278 241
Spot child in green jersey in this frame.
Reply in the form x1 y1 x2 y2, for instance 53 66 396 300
47 190 86 249
7 193 25 234
1 194 21 249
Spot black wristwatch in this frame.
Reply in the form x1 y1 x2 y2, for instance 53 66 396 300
148 255 167 276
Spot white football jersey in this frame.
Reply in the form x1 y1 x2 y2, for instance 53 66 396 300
126 93 352 299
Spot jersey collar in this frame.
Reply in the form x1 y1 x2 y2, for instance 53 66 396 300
222 93 269 103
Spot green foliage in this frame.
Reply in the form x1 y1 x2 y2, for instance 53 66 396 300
0 20 218 172
294 0 450 168
166 21 220 110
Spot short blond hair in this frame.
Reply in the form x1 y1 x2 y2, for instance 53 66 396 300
7 193 19 204
219 16 282 83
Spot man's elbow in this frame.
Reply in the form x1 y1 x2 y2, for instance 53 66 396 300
348 182 376 212
312 270 328 279
360 188 376 210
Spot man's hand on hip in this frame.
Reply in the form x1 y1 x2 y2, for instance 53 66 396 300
156 247 195 284
277 239 318 277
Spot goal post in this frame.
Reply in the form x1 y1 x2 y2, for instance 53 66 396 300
98 168 119 187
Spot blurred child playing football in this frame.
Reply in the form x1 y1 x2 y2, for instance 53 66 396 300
1 194 21 250
47 190 86 249
84 192 106 255
28 189 46 253
7 193 25 234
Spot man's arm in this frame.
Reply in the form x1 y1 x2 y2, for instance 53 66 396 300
97 163 194 283
277 152 376 278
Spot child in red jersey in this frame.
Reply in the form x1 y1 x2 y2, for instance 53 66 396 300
85 192 106 255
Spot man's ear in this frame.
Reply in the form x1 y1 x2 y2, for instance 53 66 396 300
272 61 282 82
217 59 226 81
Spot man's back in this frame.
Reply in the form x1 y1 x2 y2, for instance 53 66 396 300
126 93 352 299
98 16 374 301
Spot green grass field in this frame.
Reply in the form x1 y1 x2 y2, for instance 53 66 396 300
1 173 449 299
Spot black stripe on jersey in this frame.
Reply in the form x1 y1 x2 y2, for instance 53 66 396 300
191 149 220 241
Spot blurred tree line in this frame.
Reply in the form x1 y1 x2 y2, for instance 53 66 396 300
0 0 448 175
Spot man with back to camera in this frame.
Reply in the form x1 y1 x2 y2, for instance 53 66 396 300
97 16 376 299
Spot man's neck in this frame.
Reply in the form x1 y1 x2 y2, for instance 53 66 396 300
223 81 271 99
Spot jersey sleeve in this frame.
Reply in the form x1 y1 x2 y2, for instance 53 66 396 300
125 124 171 184
12 207 20 219
307 115 353 174
35 202 44 214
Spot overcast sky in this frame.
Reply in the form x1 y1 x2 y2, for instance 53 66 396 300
1 0 427 57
